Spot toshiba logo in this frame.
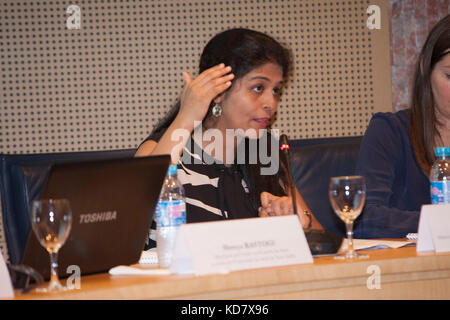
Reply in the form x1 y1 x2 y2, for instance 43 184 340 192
79 211 117 224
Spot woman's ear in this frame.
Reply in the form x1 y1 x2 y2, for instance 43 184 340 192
214 77 235 104
213 93 225 105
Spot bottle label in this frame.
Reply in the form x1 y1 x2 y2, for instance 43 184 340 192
430 181 450 204
156 200 186 227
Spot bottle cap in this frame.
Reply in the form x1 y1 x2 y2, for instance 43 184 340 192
167 164 178 175
435 147 450 157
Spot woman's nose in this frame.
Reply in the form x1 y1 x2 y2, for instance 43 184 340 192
262 94 277 115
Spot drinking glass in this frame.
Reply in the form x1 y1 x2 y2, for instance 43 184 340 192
328 176 366 259
30 198 72 292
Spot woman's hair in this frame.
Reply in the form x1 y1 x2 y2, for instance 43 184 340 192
410 14 450 174
150 28 291 138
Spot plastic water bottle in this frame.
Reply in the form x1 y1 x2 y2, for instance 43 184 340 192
430 147 450 204
155 164 186 268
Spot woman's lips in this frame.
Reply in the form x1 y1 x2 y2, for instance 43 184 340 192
253 118 270 128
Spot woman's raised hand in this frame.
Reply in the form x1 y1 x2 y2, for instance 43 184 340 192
177 64 234 125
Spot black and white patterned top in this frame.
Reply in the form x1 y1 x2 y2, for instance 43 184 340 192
144 134 258 250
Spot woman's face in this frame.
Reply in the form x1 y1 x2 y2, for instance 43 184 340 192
432 53 450 121
214 62 284 138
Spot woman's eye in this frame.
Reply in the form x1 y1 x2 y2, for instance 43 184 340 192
252 85 264 93
252 85 283 97
273 87 283 97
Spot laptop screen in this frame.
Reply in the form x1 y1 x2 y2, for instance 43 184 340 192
21 155 170 279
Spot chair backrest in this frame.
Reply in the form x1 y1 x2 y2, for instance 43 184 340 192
1 140 362 262
0 149 135 264
290 137 362 236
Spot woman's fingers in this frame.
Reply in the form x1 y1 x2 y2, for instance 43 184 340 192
260 192 293 216
195 64 231 85
192 66 234 99
260 191 273 208
211 79 233 97
193 65 233 93
272 198 292 215
181 64 233 104
178 63 234 124
182 72 192 86
258 206 270 217
200 74 234 100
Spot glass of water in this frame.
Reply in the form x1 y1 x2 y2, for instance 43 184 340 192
329 176 366 259
30 198 72 291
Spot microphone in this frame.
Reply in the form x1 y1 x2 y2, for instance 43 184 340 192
279 134 343 256
279 134 298 217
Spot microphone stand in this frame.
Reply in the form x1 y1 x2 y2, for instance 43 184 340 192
279 134 343 255
280 134 298 217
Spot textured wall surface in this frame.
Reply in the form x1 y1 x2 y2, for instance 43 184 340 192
0 0 392 156
389 0 449 111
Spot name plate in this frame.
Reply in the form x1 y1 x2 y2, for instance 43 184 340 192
417 204 450 253
170 215 313 275
0 253 14 298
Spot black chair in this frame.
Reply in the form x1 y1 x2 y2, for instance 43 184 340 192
1 138 361 262
290 136 362 237
0 149 135 265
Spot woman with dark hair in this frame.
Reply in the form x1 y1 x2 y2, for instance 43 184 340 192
355 15 450 238
136 28 322 248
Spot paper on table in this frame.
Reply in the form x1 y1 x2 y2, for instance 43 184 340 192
109 249 167 276
109 265 170 276
0 253 14 298
340 239 416 252
139 249 158 265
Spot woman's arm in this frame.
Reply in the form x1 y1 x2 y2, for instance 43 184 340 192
354 113 425 238
293 187 323 229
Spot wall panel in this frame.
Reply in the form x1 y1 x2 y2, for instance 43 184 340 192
1 0 392 154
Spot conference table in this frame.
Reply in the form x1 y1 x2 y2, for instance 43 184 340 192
14 243 450 300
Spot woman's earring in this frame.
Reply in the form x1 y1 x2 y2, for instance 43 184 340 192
212 103 222 117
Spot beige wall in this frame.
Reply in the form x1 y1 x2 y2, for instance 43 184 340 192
0 0 392 155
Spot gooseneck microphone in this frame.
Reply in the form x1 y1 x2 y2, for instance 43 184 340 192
280 134 344 256
280 134 298 217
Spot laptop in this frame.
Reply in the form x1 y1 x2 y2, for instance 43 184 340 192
21 155 170 280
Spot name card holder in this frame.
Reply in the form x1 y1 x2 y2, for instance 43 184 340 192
417 204 450 253
170 215 313 276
